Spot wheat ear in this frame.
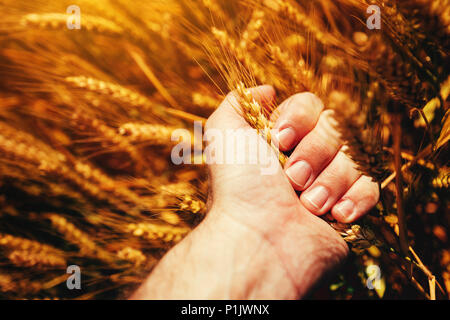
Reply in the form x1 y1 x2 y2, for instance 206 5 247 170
212 27 267 84
116 247 146 267
236 83 288 166
8 250 66 270
65 76 152 110
239 10 265 50
46 214 112 261
127 222 190 243
0 233 60 254
118 123 185 145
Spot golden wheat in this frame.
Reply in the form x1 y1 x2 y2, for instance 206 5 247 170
7 250 66 270
116 247 146 267
0 234 59 254
127 222 190 243
0 0 447 300
46 214 112 261
211 27 267 84
65 76 153 110
118 123 183 145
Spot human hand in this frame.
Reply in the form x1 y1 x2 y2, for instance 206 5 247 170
131 86 379 299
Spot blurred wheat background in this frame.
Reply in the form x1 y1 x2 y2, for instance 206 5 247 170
0 0 448 299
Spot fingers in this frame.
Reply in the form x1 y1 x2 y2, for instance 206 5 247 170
206 85 276 131
300 151 361 216
331 175 379 223
210 88 380 223
271 91 379 222
270 92 324 151
284 110 342 190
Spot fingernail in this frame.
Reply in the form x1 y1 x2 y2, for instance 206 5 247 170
274 127 296 150
333 199 355 221
302 185 329 211
285 161 312 189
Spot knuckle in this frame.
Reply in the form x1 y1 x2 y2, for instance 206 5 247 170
282 93 324 125
355 177 380 206
315 116 342 145
293 92 324 112
302 140 336 164
366 180 380 204
340 152 359 170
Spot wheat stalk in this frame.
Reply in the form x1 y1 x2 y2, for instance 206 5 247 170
70 111 148 171
72 160 154 213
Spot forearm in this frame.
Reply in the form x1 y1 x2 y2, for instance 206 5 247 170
129 206 341 299
130 211 292 299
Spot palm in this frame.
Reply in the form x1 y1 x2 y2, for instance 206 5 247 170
206 104 348 298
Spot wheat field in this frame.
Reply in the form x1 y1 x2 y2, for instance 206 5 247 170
0 0 448 299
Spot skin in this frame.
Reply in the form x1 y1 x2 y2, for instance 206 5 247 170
130 86 379 299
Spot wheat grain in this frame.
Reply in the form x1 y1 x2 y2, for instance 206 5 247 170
8 250 66 270
117 247 146 267
271 0 336 46
0 124 140 212
212 27 267 84
333 223 381 250
127 222 190 243
239 10 265 50
0 274 16 293
432 168 449 189
268 44 298 91
70 111 147 170
65 76 152 109
0 273 42 295
179 195 206 214
46 214 111 261
236 83 288 166
73 160 151 213
118 123 184 145
0 234 59 254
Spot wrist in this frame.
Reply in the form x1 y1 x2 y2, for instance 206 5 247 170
131 206 296 299
131 204 347 299
204 204 348 299
198 207 299 299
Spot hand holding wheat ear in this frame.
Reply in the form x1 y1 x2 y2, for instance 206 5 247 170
132 86 380 299
0 0 447 300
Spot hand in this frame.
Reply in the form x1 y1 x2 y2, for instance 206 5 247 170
131 86 379 299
